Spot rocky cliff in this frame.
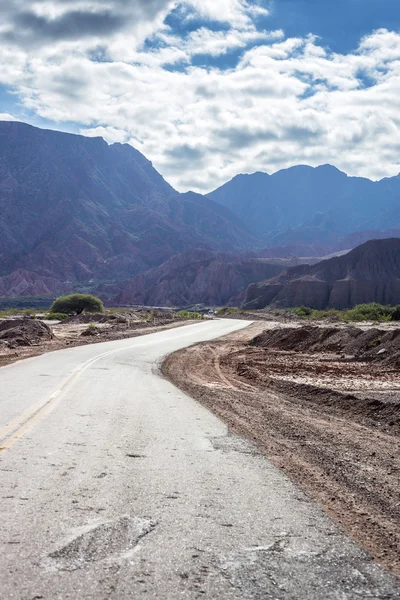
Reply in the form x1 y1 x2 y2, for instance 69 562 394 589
114 250 293 307
0 121 255 293
0 270 71 298
244 239 400 309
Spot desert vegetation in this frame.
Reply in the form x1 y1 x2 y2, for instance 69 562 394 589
291 302 400 322
177 310 204 320
50 294 104 316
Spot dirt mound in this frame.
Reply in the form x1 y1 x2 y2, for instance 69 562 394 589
250 325 400 365
0 318 54 349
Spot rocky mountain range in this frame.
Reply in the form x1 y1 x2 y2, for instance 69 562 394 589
113 249 327 307
209 166 400 246
244 239 400 310
0 121 254 289
0 269 71 298
256 229 400 260
1 121 400 308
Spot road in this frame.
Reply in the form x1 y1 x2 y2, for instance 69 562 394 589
0 320 398 599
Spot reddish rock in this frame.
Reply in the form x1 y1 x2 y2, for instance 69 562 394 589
244 239 400 309
0 269 71 297
114 250 289 307
0 121 255 292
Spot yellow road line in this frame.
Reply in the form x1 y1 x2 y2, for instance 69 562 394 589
0 393 63 453
0 346 122 455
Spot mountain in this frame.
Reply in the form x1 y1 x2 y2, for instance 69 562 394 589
113 249 331 308
256 244 333 258
332 229 400 252
113 249 296 307
0 270 71 298
244 239 400 309
209 165 400 244
0 121 255 292
255 230 400 259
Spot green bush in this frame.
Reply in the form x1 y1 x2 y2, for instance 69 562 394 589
344 303 393 322
45 312 69 321
291 303 396 323
177 311 203 320
50 294 104 316
291 306 313 317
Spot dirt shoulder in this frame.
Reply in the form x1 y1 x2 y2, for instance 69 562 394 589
162 321 400 578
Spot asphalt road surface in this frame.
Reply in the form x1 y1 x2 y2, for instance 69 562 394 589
0 320 398 599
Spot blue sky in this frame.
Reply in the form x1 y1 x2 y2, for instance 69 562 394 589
266 0 400 52
0 0 399 191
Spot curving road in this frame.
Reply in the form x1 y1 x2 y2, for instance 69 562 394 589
0 320 398 599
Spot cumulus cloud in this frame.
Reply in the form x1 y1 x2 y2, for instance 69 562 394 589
184 0 269 28
0 1 174 45
0 113 20 121
0 2 399 191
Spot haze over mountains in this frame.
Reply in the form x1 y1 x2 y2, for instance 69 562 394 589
1 121 400 306
209 167 400 246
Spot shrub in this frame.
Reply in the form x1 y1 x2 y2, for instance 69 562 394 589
345 303 393 322
177 311 203 320
291 306 313 318
391 305 400 321
50 294 104 316
45 312 69 321
291 303 395 323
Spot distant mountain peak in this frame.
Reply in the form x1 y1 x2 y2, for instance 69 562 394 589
209 162 400 242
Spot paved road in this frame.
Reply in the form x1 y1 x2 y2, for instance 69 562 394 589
0 320 398 599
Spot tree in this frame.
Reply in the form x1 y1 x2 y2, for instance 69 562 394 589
50 294 104 316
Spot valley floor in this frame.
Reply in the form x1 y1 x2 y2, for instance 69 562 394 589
162 321 400 577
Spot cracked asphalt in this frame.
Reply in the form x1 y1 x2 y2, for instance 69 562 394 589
0 320 399 599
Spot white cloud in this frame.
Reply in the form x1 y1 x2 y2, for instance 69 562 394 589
185 0 269 28
0 113 20 121
0 2 399 192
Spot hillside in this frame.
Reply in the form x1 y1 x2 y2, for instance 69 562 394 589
0 270 71 298
209 165 400 244
113 250 299 307
0 122 255 291
244 239 400 309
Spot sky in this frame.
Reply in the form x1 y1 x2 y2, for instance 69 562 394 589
1 0 400 192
